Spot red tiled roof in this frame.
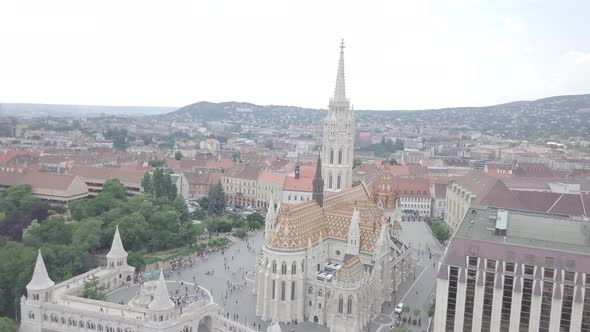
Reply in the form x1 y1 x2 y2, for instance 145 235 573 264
257 170 287 185
0 170 85 192
208 172 223 185
434 183 447 199
69 166 145 186
224 164 260 180
395 178 430 197
283 176 313 192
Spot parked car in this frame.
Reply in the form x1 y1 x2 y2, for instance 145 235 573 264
394 303 404 314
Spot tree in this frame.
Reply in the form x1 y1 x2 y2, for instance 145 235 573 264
392 327 410 332
232 152 240 162
174 151 183 160
0 316 17 332
101 179 128 201
141 172 153 194
0 184 37 215
428 301 435 317
22 218 74 247
72 218 103 252
105 128 129 151
352 180 362 187
81 275 106 301
0 242 35 319
148 160 166 168
143 169 177 200
431 222 450 243
203 183 226 216
246 213 264 230
353 158 362 169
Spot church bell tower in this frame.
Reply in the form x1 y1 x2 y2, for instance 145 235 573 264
322 39 355 192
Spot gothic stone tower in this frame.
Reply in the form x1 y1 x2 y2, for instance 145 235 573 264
323 39 355 192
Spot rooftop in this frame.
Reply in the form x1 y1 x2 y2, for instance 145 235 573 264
454 206 590 255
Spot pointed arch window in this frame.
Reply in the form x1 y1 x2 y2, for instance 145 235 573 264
272 261 277 274
347 295 353 314
337 175 341 189
330 149 334 164
329 174 333 189
292 262 297 274
281 261 287 275
338 295 344 314
338 149 343 164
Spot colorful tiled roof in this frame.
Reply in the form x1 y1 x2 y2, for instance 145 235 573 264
335 255 365 289
268 184 383 254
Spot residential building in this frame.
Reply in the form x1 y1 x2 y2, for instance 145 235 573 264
431 183 447 220
400 148 424 165
445 171 520 232
256 171 286 210
222 164 260 207
281 164 313 204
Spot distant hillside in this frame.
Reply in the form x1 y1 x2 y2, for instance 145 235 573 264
165 93 590 140
0 103 178 117
164 101 324 128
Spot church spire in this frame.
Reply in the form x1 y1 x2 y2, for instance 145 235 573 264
312 152 324 207
333 39 347 102
27 249 55 291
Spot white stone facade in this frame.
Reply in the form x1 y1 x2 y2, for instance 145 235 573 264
322 40 355 193
20 227 254 332
444 182 472 232
254 194 413 332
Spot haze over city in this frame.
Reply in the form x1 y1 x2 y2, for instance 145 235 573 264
1 0 589 110
1 2 590 332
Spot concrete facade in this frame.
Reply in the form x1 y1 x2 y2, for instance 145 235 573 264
434 207 590 332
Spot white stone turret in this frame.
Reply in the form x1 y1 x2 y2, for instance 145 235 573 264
148 270 175 312
265 197 276 244
322 39 355 193
26 250 54 302
267 321 282 332
347 208 361 256
107 225 128 269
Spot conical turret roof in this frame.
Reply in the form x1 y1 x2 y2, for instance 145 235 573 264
27 250 55 291
267 322 282 332
107 225 128 259
148 270 175 311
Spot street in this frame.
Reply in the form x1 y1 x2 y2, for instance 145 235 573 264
369 220 444 332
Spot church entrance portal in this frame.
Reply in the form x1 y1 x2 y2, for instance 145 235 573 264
313 316 319 323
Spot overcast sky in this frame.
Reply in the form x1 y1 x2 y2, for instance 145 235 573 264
1 0 589 110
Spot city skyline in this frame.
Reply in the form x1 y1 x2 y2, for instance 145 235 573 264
1 0 589 110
